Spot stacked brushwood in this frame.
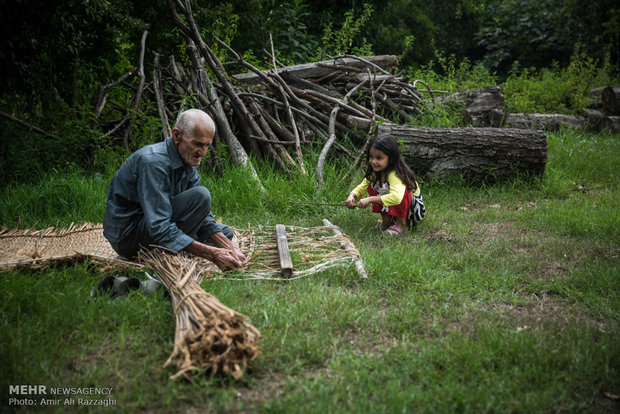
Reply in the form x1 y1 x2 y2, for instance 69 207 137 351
78 0 549 183
141 249 261 380
87 0 433 183
165 0 435 182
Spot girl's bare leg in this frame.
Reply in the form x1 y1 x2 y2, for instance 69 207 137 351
380 213 393 229
394 216 408 231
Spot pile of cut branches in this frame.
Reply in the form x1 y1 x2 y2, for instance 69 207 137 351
88 0 435 184
141 249 261 380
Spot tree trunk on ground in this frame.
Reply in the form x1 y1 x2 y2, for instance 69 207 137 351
231 55 398 85
377 123 547 181
602 86 620 115
462 86 507 127
601 116 620 133
503 113 587 131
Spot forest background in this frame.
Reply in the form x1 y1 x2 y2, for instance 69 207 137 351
0 0 618 184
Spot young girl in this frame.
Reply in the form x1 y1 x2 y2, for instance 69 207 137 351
345 134 425 235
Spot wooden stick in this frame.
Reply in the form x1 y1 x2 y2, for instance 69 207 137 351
93 67 136 120
0 110 61 140
213 35 280 92
275 224 293 277
247 98 294 172
269 33 305 175
342 70 382 182
290 201 347 207
153 53 172 137
176 0 267 153
316 104 340 186
322 219 368 279
122 29 148 151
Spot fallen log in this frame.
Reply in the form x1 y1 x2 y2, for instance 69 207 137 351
346 115 372 130
377 123 547 181
601 116 620 133
232 55 398 85
503 113 587 131
462 86 506 127
587 86 606 109
602 86 620 115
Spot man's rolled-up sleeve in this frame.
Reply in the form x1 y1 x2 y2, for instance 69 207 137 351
197 211 221 240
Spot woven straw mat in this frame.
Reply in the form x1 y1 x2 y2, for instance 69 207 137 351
0 223 223 271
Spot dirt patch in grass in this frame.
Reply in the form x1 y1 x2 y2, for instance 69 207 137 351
476 220 516 243
232 372 288 413
424 227 457 243
458 219 616 280
341 326 394 354
593 392 620 414
403 292 616 344
483 292 617 333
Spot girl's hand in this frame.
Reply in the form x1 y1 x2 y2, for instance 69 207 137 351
345 194 357 209
357 197 371 209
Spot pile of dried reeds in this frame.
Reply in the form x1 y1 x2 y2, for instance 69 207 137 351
141 249 261 380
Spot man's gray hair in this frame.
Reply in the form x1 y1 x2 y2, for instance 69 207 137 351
175 109 198 134
175 109 214 135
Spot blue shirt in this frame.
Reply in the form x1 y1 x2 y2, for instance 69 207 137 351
103 137 219 252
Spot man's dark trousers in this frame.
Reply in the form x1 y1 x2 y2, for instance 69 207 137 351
111 186 232 258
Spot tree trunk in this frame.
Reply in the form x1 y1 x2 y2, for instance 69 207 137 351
503 113 587 131
462 86 507 127
376 123 547 181
602 86 620 115
232 55 398 85
601 116 620 133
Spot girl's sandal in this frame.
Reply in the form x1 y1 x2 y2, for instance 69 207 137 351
384 225 403 236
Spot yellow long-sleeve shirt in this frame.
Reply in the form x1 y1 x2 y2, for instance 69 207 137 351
351 171 420 207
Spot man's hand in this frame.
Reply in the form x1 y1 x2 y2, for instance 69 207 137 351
207 246 244 270
207 231 246 265
230 245 246 264
184 231 246 270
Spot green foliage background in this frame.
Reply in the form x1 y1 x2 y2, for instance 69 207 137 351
0 0 618 185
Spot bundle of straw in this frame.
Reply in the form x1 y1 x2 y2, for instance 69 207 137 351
141 250 261 380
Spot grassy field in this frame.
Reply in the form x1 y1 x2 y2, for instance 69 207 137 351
1 127 618 413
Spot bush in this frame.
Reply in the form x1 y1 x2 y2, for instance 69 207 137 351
406 52 496 94
502 52 618 114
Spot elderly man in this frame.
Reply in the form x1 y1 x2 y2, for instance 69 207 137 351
103 109 245 270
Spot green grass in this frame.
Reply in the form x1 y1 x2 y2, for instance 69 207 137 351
0 128 619 413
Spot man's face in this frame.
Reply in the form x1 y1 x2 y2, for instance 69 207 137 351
172 125 214 167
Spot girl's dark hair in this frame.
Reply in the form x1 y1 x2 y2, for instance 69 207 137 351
364 133 419 191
